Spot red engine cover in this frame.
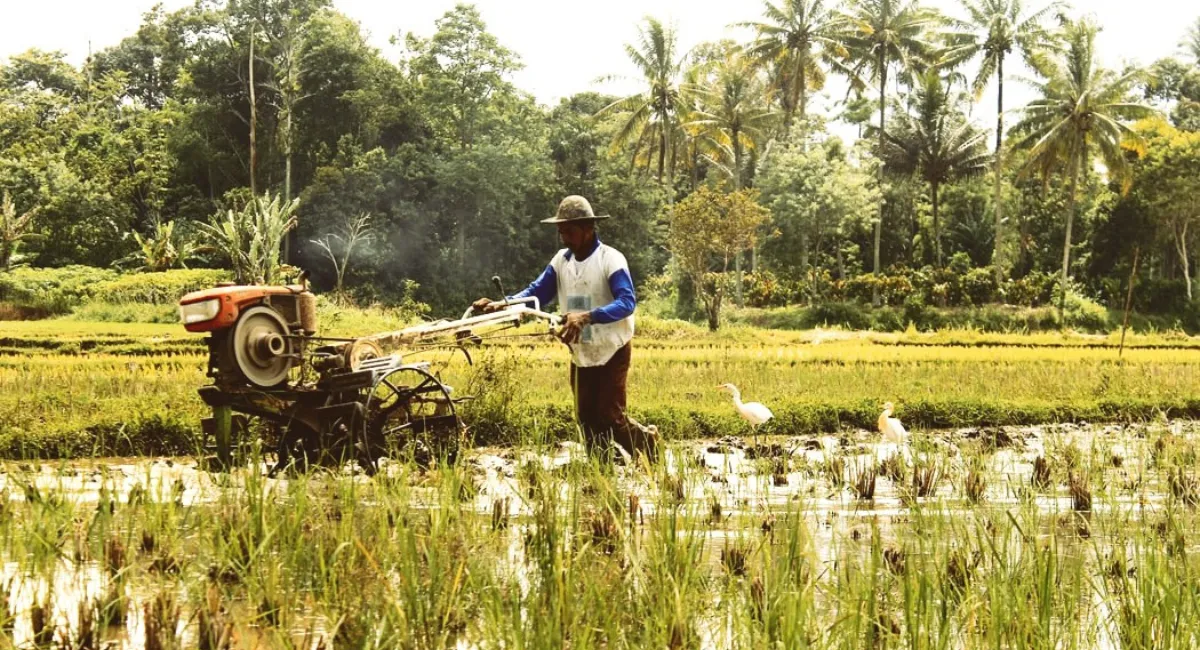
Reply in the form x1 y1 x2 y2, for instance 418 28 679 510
179 284 303 332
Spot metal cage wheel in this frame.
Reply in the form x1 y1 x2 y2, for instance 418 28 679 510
362 366 464 472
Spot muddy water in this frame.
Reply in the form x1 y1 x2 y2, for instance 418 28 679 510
0 420 1192 649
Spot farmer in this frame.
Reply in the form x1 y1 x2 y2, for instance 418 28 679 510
472 195 658 462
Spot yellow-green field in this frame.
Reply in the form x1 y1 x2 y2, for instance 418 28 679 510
3 318 1200 457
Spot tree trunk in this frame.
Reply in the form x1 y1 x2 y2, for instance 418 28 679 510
657 135 665 184
931 181 942 268
458 212 468 270
836 240 846 281
668 126 678 195
1184 242 1192 301
734 254 744 309
780 70 794 136
799 230 811 302
690 139 699 191
282 97 293 264
1059 153 1081 319
797 60 808 131
248 27 258 196
704 287 722 331
657 105 667 185
1175 222 1192 300
708 296 721 330
733 128 744 308
991 56 1005 284
873 55 887 307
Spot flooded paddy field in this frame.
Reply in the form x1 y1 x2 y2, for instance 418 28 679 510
2 420 1199 649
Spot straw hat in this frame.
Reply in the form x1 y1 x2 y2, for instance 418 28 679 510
540 195 610 224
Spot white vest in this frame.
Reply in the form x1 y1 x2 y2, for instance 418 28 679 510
550 244 635 367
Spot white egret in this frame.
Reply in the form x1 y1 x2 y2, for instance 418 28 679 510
717 384 773 447
878 402 909 443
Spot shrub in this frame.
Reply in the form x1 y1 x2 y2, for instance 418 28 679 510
1004 271 1057 307
870 307 906 332
1130 278 1191 314
92 269 232 305
808 302 872 329
0 266 119 315
962 267 998 306
743 270 795 308
1063 290 1111 332
67 303 180 323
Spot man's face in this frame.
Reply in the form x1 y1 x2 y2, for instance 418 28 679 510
556 222 593 251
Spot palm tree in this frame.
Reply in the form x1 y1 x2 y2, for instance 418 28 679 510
1010 18 1155 315
843 0 939 305
598 18 688 186
1183 17 1200 65
881 72 990 266
686 51 777 192
740 0 857 134
677 61 725 191
686 49 777 305
948 0 1062 282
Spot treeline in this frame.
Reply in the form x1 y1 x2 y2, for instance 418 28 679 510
1 0 1199 327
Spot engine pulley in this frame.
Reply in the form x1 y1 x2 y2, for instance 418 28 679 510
228 305 295 387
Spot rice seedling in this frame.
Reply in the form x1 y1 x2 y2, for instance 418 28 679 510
1032 455 1052 490
963 458 987 504
490 496 509 531
1069 473 1093 512
910 459 944 499
0 579 11 635
144 592 182 650
582 506 621 556
31 592 54 648
821 454 846 489
1058 443 1082 477
56 598 98 650
628 492 643 528
97 578 126 627
721 539 751 577
944 548 980 596
883 546 906 575
102 536 126 576
850 461 877 501
707 494 723 524
878 453 907 483
1168 468 1199 507
662 473 687 504
771 458 789 487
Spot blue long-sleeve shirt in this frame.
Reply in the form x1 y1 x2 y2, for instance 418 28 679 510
510 238 636 324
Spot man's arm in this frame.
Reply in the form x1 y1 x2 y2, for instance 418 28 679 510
589 268 636 324
509 264 557 309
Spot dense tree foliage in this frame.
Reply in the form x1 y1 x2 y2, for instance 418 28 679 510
2 0 1197 327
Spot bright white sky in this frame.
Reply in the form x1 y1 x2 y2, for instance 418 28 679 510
1 0 1195 143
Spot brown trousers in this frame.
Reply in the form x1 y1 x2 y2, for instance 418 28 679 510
569 342 658 461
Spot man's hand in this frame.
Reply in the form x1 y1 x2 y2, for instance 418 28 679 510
558 311 592 344
471 297 500 314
